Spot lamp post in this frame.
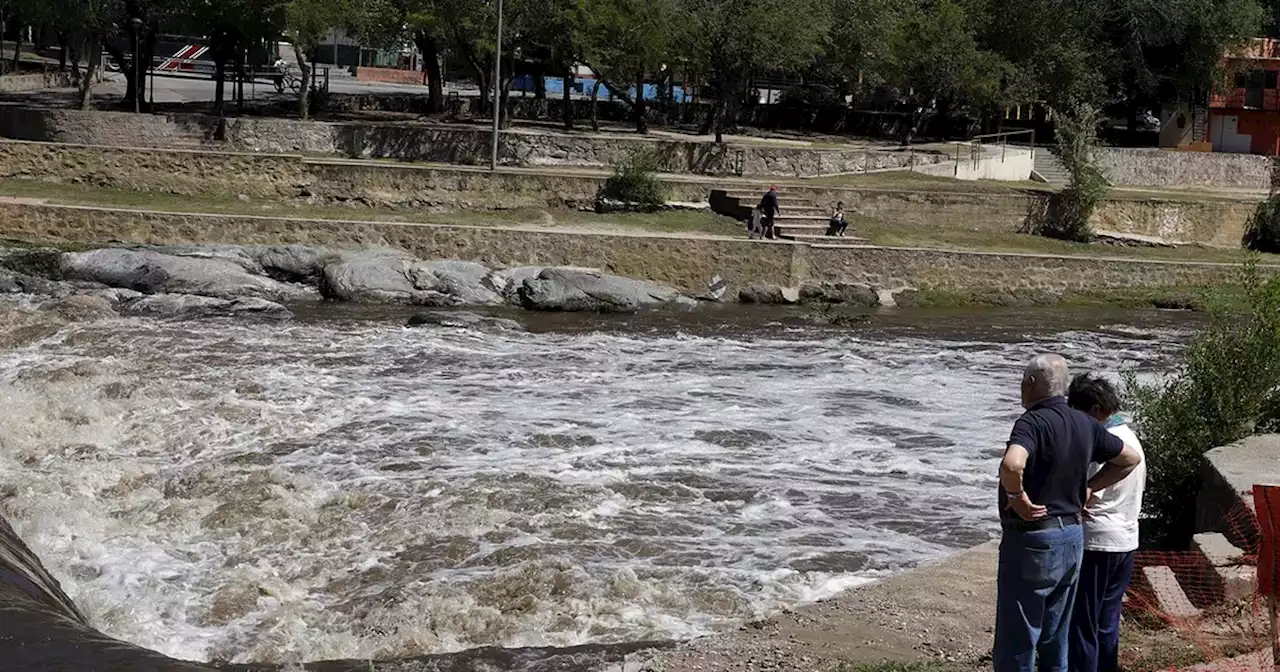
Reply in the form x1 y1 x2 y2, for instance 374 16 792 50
130 17 142 113
490 0 504 171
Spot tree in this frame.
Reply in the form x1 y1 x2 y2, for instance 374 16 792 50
285 0 346 119
579 0 676 133
884 0 1012 135
821 0 903 99
192 0 287 114
100 0 193 112
681 0 832 143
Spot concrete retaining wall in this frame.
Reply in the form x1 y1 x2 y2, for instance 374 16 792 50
0 106 940 177
0 201 1249 295
0 72 73 93
1100 148 1275 191
0 140 1258 246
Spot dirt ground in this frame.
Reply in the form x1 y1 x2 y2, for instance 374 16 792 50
642 544 1000 672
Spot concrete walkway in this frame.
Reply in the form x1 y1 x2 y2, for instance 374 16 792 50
644 543 998 671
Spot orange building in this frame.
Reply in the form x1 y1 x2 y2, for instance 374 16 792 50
1207 38 1280 154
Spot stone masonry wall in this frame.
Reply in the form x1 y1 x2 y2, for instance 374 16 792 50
0 201 1250 296
0 141 308 199
0 202 796 292
0 106 940 177
805 245 1239 292
0 140 1257 245
0 72 73 93
1100 147 1274 190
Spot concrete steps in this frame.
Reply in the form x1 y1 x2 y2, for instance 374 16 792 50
1192 532 1257 603
1142 565 1202 620
1032 151 1070 189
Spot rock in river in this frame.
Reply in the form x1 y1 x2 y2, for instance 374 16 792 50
38 295 118 321
60 249 309 301
407 310 524 331
518 268 690 313
121 294 293 320
738 283 800 305
321 254 504 306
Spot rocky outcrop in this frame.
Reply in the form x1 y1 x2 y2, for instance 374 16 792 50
321 254 507 306
518 268 691 312
738 284 799 305
121 294 293 320
151 244 337 285
798 281 881 307
407 310 524 331
61 249 310 301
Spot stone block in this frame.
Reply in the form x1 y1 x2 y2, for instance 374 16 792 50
1142 565 1201 620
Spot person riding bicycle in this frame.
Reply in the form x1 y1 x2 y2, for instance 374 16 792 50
272 57 289 93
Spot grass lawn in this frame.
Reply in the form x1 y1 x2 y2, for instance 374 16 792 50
0 178 1268 266
806 170 1052 194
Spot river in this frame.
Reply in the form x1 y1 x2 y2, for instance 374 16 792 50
0 302 1190 665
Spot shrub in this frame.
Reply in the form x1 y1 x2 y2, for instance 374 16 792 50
1243 192 1280 253
1041 103 1108 242
1124 262 1280 546
597 148 671 212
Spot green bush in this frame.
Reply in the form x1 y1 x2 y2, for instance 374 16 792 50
1041 103 1108 242
1243 192 1280 253
1124 262 1280 546
597 148 671 212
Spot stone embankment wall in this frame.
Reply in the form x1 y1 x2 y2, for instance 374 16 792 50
0 201 1249 295
0 140 1258 246
0 72 73 93
0 106 938 178
1100 147 1275 191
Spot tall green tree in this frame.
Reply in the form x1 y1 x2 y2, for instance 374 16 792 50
886 0 1011 116
681 0 832 143
285 0 347 119
578 0 676 133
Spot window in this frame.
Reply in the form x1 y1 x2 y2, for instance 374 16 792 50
1246 69 1267 108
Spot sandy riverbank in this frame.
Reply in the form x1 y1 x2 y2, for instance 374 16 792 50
644 543 998 671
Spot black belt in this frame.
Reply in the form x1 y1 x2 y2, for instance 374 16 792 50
1002 514 1081 532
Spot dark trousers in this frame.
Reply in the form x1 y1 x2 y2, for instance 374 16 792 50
762 213 776 239
1068 550 1135 672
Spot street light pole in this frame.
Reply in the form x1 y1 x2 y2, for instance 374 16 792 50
131 17 142 113
490 0 504 171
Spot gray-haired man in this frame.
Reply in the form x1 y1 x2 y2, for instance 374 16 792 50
994 354 1142 672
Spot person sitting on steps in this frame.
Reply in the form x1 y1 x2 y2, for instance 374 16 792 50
826 202 848 237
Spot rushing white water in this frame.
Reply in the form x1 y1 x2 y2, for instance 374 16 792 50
0 304 1186 665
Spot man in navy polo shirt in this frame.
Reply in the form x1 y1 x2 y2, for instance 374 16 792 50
994 354 1142 672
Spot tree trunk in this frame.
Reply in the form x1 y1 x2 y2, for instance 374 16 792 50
634 67 648 133
294 48 311 119
591 78 601 132
78 39 101 110
11 23 22 72
57 34 67 72
103 42 135 107
214 52 227 114
562 73 574 130
236 48 246 111
416 32 444 114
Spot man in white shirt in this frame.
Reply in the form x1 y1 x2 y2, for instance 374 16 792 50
1066 373 1147 672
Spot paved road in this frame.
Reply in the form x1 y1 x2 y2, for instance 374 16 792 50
94 71 477 105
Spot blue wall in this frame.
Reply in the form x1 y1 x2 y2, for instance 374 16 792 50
513 75 692 103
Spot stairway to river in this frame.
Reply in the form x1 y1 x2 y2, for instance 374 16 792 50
712 186 868 246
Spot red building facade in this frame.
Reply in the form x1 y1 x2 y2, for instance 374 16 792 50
1208 38 1280 155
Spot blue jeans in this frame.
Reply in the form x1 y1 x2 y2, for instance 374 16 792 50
1068 550 1136 672
994 522 1085 672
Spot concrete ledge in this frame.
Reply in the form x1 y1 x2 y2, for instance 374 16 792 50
1199 435 1280 549
1141 565 1202 620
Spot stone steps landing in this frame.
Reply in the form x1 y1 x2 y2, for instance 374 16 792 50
1191 532 1257 603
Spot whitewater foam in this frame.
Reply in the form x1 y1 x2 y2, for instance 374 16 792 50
0 307 1186 664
